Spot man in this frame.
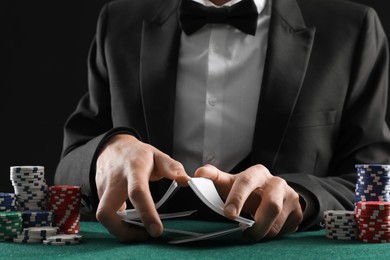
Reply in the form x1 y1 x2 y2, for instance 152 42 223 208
55 0 390 243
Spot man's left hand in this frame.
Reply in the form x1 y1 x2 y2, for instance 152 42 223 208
194 164 303 241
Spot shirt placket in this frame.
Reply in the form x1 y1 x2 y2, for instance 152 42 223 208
203 26 227 167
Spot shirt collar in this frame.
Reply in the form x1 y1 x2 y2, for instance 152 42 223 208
192 0 267 14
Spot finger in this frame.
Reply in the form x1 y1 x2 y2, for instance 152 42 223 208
263 207 289 239
96 186 149 243
127 171 163 238
223 165 268 219
153 149 190 186
273 193 303 236
96 184 104 201
194 164 234 198
194 164 222 180
277 207 303 235
119 202 127 212
95 168 106 200
244 177 286 240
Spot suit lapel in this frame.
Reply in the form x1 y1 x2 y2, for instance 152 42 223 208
140 0 315 168
140 0 181 154
251 0 316 170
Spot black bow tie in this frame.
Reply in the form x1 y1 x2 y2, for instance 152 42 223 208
179 0 258 36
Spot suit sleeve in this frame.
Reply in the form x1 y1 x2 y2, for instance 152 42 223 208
54 4 139 219
280 7 390 231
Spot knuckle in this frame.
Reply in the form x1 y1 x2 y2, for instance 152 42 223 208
130 159 145 172
291 190 300 203
226 197 245 214
252 164 270 175
272 176 288 188
268 198 283 216
95 206 109 223
268 223 282 238
237 173 254 187
130 150 151 169
169 161 185 173
127 183 144 201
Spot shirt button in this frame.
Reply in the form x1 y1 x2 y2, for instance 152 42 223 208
208 97 217 107
212 44 221 53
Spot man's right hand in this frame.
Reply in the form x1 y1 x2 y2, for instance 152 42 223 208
95 134 190 243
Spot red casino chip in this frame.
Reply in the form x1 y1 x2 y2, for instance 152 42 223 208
48 186 81 234
356 201 390 243
356 201 390 208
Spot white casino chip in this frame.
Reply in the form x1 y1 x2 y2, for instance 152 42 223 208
45 234 83 242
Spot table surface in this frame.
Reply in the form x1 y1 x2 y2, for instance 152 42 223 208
0 220 389 260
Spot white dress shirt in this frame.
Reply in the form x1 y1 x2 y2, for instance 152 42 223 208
173 0 271 176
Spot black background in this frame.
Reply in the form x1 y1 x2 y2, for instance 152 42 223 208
1 0 389 193
1 0 111 192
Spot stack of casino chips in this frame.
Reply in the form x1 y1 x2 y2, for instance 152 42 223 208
12 224 83 245
0 193 18 212
43 233 83 245
1 165 83 245
10 166 49 211
355 201 390 243
13 226 59 243
0 212 23 242
48 186 81 234
22 210 54 228
355 164 390 204
323 210 358 240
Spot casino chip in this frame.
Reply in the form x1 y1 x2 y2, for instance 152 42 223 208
353 164 390 243
323 210 358 240
48 186 81 234
0 193 17 212
0 211 23 242
13 236 43 244
43 240 80 246
43 234 83 245
22 210 54 228
13 226 59 243
13 226 60 243
355 164 390 204
1 165 84 245
10 166 49 211
355 201 390 243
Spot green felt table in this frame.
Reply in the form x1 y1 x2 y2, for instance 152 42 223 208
0 220 389 260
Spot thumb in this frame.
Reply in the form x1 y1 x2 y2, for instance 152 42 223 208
152 148 190 186
194 164 234 199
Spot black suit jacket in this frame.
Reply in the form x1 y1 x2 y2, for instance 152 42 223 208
55 0 390 230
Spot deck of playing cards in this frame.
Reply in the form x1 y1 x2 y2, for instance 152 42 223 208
117 177 254 244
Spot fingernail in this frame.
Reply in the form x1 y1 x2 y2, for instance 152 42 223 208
225 204 237 216
148 223 160 238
